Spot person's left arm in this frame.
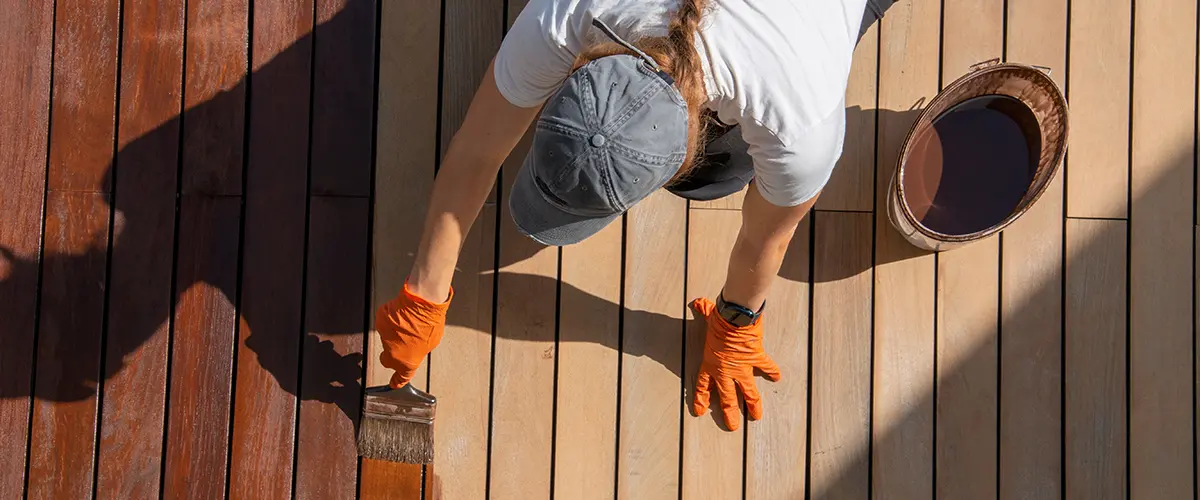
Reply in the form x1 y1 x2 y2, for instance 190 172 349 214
720 184 816 310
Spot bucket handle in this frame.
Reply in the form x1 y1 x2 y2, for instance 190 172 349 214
970 57 1053 76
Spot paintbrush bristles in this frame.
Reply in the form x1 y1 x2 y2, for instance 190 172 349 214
357 415 434 464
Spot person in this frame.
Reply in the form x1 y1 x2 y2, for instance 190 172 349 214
376 0 894 431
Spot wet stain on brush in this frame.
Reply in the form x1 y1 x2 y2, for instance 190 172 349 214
903 95 1041 235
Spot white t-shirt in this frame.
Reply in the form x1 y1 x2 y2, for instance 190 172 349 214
494 0 869 206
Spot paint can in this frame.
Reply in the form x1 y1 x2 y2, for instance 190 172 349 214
887 59 1068 251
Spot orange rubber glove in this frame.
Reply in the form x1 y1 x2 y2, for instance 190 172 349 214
690 297 782 431
376 282 453 389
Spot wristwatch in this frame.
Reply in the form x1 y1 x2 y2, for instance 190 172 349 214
715 292 764 327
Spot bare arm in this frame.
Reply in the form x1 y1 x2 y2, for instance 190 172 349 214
720 184 818 311
406 60 541 301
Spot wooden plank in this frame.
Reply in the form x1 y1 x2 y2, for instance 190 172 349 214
1066 0 1131 218
808 212 872 500
682 208 743 498
162 195 241 499
46 0 120 193
554 221 621 499
226 1 314 497
1000 0 1067 497
1129 0 1196 495
933 1 1002 498
618 190 685 498
816 22 879 212
180 0 247 196
745 216 810 499
361 0 445 495
94 2 185 495
871 0 939 496
0 1 54 495
309 0 376 197
1065 218 1127 499
295 197 369 498
26 192 110 498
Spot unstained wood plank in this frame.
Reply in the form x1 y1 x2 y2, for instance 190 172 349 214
95 2 185 495
816 23 878 212
808 211 871 500
682 208 743 498
27 192 111 499
1130 0 1196 495
934 1 1001 497
163 196 242 499
1065 218 1127 499
618 190 685 498
555 221 621 499
871 0 939 497
226 2 313 497
1066 0 1131 218
1000 0 1067 497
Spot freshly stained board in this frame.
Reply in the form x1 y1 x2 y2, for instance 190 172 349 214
1130 0 1196 495
808 211 872 500
227 1 313 497
1000 0 1067 496
934 1 1001 497
0 1 53 496
745 216 810 499
163 196 242 499
363 0 454 495
816 23 878 212
871 0 939 496
619 190 685 498
95 1 185 495
1065 218 1127 499
1066 0 1131 218
682 207 744 498
555 221 622 499
309 0 376 197
296 198 370 498
27 193 111 498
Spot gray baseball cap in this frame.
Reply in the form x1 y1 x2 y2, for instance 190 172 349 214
509 18 689 246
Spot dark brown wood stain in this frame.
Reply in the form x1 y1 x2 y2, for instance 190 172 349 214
902 95 1041 235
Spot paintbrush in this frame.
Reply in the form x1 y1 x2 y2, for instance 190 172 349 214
357 384 436 464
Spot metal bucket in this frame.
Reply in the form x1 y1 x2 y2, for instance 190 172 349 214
887 60 1068 251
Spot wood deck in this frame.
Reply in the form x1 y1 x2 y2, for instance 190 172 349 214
0 0 1194 498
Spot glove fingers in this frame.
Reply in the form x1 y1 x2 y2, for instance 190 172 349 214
716 378 741 431
736 378 764 420
690 297 716 318
389 366 416 389
757 354 783 382
693 370 713 416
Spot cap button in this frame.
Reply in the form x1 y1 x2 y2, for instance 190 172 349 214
590 133 607 147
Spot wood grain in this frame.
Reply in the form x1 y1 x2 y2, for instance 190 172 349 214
27 192 110 499
682 208 743 498
227 1 314 497
618 190 685 498
934 1 1002 497
309 0 376 196
181 0 247 196
1066 0 1131 218
816 22 878 212
163 195 242 499
555 221 621 500
362 0 446 495
296 197 369 499
809 211 872 500
871 0 939 497
1130 0 1196 495
94 3 185 495
1065 218 1127 499
1000 0 1067 497
46 0 120 192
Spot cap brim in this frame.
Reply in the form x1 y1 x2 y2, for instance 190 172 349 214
508 155 621 246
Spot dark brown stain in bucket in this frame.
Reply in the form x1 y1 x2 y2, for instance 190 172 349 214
903 94 1042 236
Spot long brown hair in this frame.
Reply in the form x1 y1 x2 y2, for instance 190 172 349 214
573 0 711 182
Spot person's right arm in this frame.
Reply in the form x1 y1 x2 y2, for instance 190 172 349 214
405 60 541 302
